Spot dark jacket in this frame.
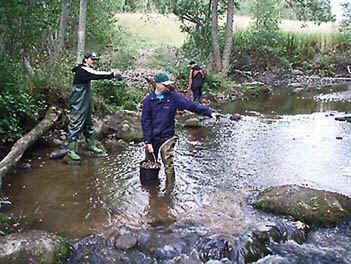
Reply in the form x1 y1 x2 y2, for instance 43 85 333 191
142 90 212 144
188 65 205 89
72 64 114 84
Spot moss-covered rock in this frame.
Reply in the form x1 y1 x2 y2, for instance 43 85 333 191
241 82 272 98
105 139 129 152
253 185 351 226
0 230 70 264
183 118 202 128
101 110 143 142
0 213 21 236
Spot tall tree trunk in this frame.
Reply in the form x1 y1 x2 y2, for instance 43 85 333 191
201 0 212 51
57 0 70 53
77 0 87 64
23 57 34 76
222 0 235 71
211 0 222 73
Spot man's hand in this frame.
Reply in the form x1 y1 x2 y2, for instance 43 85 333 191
211 112 222 120
111 69 122 80
145 143 154 153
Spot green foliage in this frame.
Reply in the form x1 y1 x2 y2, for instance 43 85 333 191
0 0 61 59
86 0 120 46
339 2 351 37
286 0 335 24
249 0 281 32
93 57 141 112
0 56 47 143
169 63 190 89
93 79 141 113
230 27 350 74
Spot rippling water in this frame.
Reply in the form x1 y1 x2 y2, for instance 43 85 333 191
3 84 351 262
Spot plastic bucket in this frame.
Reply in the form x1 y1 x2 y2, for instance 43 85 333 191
139 160 161 185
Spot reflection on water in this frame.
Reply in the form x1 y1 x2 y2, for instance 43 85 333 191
3 84 351 262
222 85 351 115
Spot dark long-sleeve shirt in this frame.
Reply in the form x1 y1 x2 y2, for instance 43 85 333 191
71 64 114 84
142 90 212 144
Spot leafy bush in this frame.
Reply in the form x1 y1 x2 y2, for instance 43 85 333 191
0 56 46 143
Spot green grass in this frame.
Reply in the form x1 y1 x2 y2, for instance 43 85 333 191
115 13 188 49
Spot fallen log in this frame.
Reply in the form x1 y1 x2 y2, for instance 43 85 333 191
0 107 61 188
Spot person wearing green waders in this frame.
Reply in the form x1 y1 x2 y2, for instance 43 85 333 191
67 51 122 161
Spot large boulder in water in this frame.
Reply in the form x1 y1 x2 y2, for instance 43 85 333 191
253 184 351 226
0 230 69 264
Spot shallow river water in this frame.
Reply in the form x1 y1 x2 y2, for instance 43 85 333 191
3 84 351 263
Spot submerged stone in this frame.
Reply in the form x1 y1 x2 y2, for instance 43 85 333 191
198 237 232 262
49 149 68 159
114 234 137 250
0 213 21 236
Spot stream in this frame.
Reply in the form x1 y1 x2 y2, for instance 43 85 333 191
3 83 351 263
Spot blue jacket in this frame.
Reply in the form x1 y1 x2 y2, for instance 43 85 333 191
142 90 213 144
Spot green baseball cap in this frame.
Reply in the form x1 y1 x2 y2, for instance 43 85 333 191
154 73 174 85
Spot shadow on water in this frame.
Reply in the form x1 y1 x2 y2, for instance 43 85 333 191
3 83 351 262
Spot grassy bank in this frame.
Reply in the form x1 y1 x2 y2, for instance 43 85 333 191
115 13 188 49
115 12 340 51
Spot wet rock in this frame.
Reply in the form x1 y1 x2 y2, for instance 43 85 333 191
0 230 70 264
0 196 12 211
242 83 272 98
253 185 351 226
237 220 309 262
254 255 288 263
78 149 108 159
229 114 241 121
49 149 68 159
101 110 143 142
114 234 137 250
0 213 21 235
206 259 232 264
18 162 31 170
335 115 351 122
198 237 232 262
104 139 129 152
184 118 202 128
68 234 155 264
163 253 202 264
137 231 199 260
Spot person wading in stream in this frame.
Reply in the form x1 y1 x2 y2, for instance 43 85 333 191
141 73 220 192
67 51 122 161
188 60 205 102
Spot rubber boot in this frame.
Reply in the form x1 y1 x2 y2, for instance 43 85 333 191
68 142 80 161
86 137 104 153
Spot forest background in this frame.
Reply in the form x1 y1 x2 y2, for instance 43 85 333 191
0 0 351 149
